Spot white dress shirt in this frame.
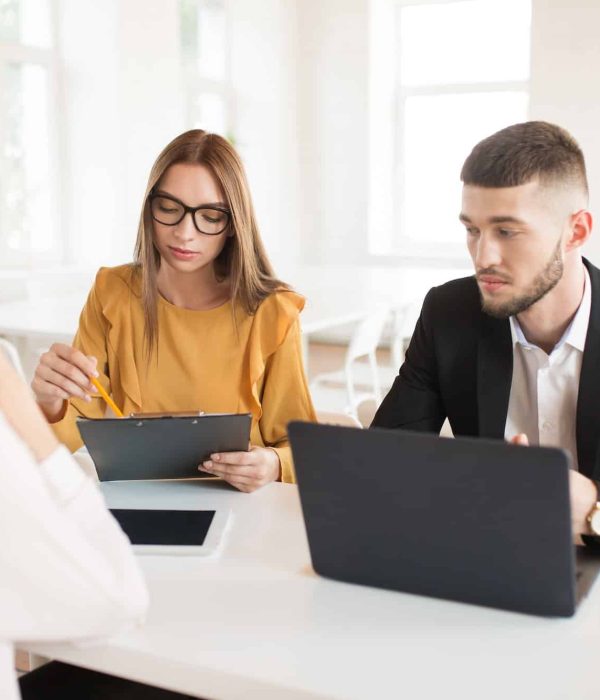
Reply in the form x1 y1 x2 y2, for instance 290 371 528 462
504 267 591 470
0 412 149 700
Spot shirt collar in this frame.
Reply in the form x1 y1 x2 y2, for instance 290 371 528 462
509 265 591 354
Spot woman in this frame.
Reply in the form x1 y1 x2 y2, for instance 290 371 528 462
31 130 315 491
0 353 195 699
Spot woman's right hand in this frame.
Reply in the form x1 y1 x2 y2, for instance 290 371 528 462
31 343 99 422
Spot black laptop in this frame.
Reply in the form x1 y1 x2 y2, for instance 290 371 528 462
288 422 600 617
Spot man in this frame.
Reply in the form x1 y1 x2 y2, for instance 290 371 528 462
372 121 600 539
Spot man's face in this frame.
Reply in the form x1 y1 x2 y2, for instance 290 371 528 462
460 180 569 319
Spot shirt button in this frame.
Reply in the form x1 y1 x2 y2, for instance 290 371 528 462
541 420 553 431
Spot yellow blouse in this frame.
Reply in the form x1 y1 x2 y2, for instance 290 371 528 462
51 265 316 483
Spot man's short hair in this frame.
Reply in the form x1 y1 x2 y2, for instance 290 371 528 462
461 121 588 196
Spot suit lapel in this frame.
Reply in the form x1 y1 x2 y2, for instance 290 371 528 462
576 259 600 479
477 313 513 439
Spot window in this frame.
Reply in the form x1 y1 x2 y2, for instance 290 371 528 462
180 0 232 137
0 0 61 267
369 0 531 260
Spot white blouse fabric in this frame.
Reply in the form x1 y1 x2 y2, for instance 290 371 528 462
0 412 149 700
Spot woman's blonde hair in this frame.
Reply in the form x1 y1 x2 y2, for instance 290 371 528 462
133 129 289 355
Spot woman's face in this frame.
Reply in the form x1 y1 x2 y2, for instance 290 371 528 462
151 162 231 275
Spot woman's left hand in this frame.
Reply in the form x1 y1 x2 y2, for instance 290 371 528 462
199 446 281 492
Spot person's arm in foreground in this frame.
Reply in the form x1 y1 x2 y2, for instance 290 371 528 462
0 353 148 643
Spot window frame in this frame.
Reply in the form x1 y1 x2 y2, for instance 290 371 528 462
368 0 531 265
0 0 63 269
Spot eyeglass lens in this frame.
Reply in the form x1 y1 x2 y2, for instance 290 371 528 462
151 196 228 235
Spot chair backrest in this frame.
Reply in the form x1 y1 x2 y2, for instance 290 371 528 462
316 410 363 429
345 305 390 363
344 305 390 409
390 298 423 367
0 338 26 380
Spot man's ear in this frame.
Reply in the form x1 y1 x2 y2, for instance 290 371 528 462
565 209 592 252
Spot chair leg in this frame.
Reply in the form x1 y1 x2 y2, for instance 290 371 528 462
345 360 357 416
368 352 382 405
391 307 408 369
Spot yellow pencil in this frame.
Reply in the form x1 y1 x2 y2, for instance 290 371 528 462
89 376 124 418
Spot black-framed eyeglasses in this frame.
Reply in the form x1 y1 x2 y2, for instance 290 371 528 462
149 192 231 236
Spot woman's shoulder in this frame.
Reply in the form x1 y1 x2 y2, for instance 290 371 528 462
92 263 142 300
254 289 305 322
245 289 305 350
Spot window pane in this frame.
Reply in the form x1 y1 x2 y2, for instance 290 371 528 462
0 0 19 41
399 0 531 86
0 62 55 259
181 0 227 81
192 92 227 135
401 91 528 245
0 0 52 47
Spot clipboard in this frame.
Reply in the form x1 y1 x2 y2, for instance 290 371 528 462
76 412 252 482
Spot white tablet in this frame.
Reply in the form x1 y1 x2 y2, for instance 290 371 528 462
109 507 230 556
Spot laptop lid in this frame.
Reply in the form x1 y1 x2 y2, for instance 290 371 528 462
289 422 576 617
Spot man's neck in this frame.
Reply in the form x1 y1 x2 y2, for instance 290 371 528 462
515 259 586 355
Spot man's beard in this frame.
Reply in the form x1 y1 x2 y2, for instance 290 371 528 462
479 240 564 319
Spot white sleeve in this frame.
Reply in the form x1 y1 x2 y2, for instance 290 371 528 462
0 413 149 643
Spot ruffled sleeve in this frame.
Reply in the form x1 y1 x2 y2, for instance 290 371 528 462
244 291 317 483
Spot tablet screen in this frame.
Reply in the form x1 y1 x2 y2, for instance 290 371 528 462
110 509 216 546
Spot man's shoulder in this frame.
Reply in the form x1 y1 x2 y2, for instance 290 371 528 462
423 274 481 316
584 257 600 289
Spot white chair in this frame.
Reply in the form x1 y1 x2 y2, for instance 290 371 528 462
310 305 391 420
390 299 421 368
341 299 420 395
0 337 26 380
316 410 362 429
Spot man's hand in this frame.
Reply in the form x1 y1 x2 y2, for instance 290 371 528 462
509 433 598 537
569 470 598 537
199 445 281 493
510 433 529 446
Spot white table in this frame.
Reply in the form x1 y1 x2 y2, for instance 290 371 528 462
23 479 600 700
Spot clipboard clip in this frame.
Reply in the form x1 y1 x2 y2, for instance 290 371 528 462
127 411 206 419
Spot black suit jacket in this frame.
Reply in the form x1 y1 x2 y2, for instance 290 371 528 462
372 258 600 482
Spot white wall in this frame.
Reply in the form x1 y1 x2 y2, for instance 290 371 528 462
117 0 186 264
529 0 600 266
59 0 185 268
229 0 300 270
296 0 600 269
57 0 300 273
19 0 600 276
296 0 370 265
59 0 121 266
